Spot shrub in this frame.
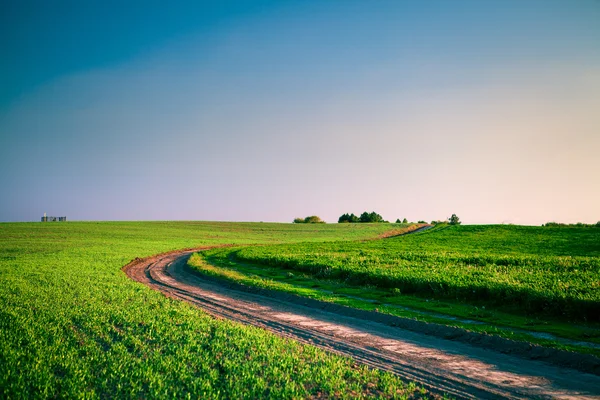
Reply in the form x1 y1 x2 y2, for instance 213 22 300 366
360 211 384 223
339 213 359 223
448 214 461 225
304 216 325 224
543 222 599 228
294 216 325 223
340 212 386 223
543 222 558 227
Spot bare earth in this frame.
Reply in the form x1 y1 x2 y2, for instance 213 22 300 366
123 248 600 399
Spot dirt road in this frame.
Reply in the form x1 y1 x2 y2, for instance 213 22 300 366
123 248 600 399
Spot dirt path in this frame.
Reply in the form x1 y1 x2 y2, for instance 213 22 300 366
123 248 600 399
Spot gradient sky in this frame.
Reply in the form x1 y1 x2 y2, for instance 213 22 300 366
1 0 599 224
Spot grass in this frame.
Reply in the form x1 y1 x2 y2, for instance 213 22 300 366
189 224 600 356
0 221 429 399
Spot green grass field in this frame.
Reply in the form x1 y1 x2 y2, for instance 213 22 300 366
0 221 427 399
191 224 600 355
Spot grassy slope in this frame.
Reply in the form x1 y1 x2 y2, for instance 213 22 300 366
191 225 600 354
0 221 426 399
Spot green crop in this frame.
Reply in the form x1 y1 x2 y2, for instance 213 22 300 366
0 221 426 399
230 225 600 322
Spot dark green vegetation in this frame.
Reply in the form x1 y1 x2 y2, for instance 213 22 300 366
543 221 600 228
0 222 429 399
339 211 386 223
293 215 325 224
339 213 360 223
191 224 600 355
448 214 461 225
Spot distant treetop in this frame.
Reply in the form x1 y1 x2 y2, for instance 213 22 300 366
543 221 600 228
338 213 359 223
294 215 325 224
339 211 387 223
448 214 461 225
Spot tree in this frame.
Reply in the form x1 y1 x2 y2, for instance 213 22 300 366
402 218 408 223
360 211 383 223
340 212 387 223
395 218 401 223
448 214 461 225
294 216 325 223
338 213 359 223
304 215 324 224
339 214 349 223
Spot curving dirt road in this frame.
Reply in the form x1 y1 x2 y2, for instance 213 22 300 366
123 248 600 399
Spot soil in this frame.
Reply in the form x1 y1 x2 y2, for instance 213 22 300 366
123 248 600 399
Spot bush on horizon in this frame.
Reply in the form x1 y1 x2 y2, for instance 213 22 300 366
338 212 387 223
294 216 325 224
543 221 600 228
448 214 461 225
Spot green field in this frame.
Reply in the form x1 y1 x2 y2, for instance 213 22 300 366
191 224 600 354
0 221 427 399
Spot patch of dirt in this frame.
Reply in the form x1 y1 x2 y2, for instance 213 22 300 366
123 248 600 399
376 224 433 239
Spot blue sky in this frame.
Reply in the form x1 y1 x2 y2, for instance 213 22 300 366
1 1 599 223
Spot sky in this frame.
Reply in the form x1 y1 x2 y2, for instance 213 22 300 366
1 0 599 224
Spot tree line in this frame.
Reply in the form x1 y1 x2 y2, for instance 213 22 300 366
338 212 386 223
543 221 600 228
294 213 461 225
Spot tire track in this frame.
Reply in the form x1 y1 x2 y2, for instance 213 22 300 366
123 248 600 399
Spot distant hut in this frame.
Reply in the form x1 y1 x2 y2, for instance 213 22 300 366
41 213 67 222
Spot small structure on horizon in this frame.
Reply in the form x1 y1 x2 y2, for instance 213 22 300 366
41 213 66 222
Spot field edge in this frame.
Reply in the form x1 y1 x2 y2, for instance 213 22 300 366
187 252 600 376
